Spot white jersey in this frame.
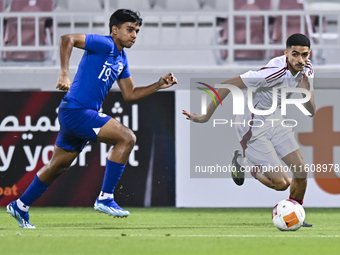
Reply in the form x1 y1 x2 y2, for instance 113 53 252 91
236 55 314 148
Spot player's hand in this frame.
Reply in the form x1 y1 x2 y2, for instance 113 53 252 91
158 72 178 89
56 74 71 92
182 109 208 123
297 72 310 91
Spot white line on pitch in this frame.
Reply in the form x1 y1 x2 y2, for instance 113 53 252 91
1 234 336 238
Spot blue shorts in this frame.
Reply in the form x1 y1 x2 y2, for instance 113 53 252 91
56 108 111 151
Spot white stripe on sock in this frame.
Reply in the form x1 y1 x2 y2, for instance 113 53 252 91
17 199 29 212
98 192 114 200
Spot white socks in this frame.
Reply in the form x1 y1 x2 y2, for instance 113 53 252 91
237 156 252 168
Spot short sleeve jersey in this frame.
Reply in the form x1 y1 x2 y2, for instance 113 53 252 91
61 34 131 111
234 55 314 142
240 55 314 112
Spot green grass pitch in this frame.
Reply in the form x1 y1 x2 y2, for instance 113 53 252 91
1 207 340 255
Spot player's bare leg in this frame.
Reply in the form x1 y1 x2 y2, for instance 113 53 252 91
94 118 136 218
256 167 291 191
281 148 314 227
282 149 307 201
97 118 136 164
7 146 79 228
37 146 80 184
231 150 291 190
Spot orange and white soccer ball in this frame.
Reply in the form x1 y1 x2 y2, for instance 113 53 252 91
272 199 306 231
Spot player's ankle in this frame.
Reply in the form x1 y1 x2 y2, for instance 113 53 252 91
97 191 114 200
16 199 30 212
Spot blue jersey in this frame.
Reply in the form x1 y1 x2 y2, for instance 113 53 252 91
60 34 131 111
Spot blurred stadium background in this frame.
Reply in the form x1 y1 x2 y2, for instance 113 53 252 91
0 0 340 209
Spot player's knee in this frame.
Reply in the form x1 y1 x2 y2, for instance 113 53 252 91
275 180 290 191
286 178 291 187
123 130 136 148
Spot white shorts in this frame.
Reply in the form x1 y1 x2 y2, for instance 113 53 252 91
242 125 299 169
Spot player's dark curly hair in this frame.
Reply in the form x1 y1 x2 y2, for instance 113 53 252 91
286 33 310 49
109 9 143 33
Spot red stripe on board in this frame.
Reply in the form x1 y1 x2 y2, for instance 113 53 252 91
0 92 55 205
0 134 58 206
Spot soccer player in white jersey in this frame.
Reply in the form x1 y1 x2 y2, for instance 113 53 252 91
183 33 316 227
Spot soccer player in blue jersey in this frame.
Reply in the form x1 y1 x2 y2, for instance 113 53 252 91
7 9 178 228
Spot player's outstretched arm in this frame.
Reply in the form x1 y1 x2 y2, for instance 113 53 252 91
56 34 86 92
183 76 246 123
117 73 178 103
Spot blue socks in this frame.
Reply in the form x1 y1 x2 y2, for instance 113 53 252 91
17 161 124 209
20 175 49 207
99 160 125 198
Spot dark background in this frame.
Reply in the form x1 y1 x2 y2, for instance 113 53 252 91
0 91 175 207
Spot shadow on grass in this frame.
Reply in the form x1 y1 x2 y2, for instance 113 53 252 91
43 223 273 230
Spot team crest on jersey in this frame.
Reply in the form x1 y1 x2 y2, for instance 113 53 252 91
98 113 107 118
